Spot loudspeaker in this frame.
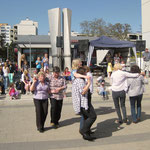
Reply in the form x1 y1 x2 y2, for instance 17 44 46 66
56 36 63 47
78 40 89 52
135 40 146 51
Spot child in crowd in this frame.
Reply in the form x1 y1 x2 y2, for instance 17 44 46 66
114 53 120 64
96 74 105 86
62 67 71 82
121 60 126 71
97 81 108 100
24 76 31 94
107 60 113 78
9 83 19 100
42 53 49 72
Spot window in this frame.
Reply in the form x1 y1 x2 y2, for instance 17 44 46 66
129 35 138 40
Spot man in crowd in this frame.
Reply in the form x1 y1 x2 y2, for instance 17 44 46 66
142 48 150 77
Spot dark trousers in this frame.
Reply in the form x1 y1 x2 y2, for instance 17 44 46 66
129 94 143 122
21 82 26 94
112 90 127 121
36 68 41 74
80 91 97 133
80 104 97 133
50 98 63 125
34 99 48 130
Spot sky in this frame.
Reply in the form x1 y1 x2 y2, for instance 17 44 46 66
0 0 141 35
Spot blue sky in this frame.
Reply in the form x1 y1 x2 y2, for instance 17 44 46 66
0 0 141 35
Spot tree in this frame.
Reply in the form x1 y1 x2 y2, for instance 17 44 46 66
0 34 7 59
8 42 17 62
108 23 131 40
80 18 107 37
80 21 91 36
80 18 132 40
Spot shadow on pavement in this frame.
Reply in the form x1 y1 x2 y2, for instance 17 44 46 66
93 118 124 139
127 111 150 123
95 106 115 115
141 112 150 121
60 117 80 127
0 95 6 100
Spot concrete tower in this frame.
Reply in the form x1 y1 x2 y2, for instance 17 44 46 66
48 8 61 68
62 8 72 71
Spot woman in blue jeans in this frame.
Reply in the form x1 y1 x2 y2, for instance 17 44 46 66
111 63 139 124
127 65 148 123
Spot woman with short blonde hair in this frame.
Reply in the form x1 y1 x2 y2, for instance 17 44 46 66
72 59 82 70
30 71 50 132
113 63 122 71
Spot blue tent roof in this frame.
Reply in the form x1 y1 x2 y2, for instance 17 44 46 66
90 36 135 48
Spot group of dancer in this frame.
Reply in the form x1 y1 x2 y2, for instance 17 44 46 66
1 52 147 141
29 57 148 141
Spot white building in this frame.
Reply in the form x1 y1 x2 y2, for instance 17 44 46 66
10 18 38 42
141 0 150 49
127 33 142 42
0 24 11 45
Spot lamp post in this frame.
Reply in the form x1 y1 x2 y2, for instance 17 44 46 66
29 35 32 74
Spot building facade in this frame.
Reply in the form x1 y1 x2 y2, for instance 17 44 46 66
15 35 96 69
10 18 38 42
127 33 142 42
141 0 150 49
0 23 11 45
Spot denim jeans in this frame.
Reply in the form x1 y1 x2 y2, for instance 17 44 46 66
112 90 127 122
129 94 143 122
4 76 9 89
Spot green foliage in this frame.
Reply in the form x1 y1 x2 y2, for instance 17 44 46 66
8 42 16 62
80 18 132 40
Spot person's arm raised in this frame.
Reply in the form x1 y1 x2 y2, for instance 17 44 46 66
30 77 37 92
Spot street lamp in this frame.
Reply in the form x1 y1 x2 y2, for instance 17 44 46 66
29 35 32 74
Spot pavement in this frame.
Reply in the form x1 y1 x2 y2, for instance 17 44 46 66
0 77 150 150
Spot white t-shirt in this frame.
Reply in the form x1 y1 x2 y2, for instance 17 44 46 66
111 70 139 92
86 72 93 94
3 67 8 77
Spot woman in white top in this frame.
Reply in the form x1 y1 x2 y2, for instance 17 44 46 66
127 65 148 123
111 63 139 124
3 62 10 90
